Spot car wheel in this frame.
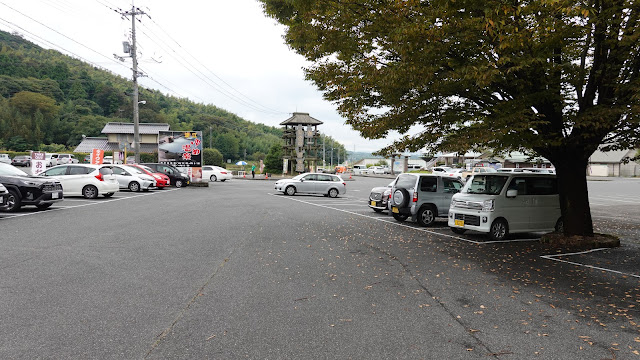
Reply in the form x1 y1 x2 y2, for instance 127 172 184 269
328 188 339 198
451 227 467 235
416 205 436 227
373 208 383 213
103 193 114 198
3 189 22 212
82 185 99 199
285 185 296 196
36 203 52 210
392 213 408 222
128 181 141 192
555 217 564 233
489 219 509 241
175 179 184 188
392 188 410 207
210 175 217 182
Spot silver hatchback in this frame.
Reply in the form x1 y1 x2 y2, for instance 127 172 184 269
275 173 346 197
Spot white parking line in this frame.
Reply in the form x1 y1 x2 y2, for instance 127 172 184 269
270 192 630 279
541 249 640 279
271 193 499 245
0 189 179 220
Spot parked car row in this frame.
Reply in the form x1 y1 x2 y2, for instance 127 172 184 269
0 162 192 213
369 172 562 241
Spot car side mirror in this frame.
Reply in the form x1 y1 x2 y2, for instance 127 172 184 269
300 178 304 182
506 189 518 198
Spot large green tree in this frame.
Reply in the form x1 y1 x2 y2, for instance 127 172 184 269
260 0 640 239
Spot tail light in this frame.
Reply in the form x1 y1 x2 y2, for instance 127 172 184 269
95 173 104 181
342 182 346 186
412 191 418 202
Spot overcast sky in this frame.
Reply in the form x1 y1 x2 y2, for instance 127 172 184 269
0 0 410 153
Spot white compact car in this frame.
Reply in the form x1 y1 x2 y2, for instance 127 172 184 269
448 173 562 240
109 165 156 192
41 164 119 198
0 154 12 164
202 165 233 182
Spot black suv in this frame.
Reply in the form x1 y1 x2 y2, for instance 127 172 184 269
140 163 190 188
0 163 64 212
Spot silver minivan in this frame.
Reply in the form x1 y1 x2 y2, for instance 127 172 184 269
448 173 562 240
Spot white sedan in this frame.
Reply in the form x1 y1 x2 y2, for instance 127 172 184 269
109 165 156 192
202 166 233 182
41 164 119 198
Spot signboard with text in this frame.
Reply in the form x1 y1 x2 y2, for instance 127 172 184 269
91 149 104 165
158 131 203 167
31 151 46 176
158 131 203 181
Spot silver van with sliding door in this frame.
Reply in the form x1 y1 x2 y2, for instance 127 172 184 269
448 173 562 240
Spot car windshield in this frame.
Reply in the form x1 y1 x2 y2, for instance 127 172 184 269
137 165 154 173
124 166 144 174
292 174 306 180
462 175 508 195
0 165 28 176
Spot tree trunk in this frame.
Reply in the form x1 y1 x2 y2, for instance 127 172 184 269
554 157 594 237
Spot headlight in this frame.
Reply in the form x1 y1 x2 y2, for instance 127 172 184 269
22 180 40 186
482 199 494 211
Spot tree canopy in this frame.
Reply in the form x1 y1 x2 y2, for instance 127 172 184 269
261 0 640 238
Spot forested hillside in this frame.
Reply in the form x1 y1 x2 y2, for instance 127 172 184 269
0 30 285 161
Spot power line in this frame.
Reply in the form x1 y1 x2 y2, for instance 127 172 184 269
0 8 187 103
0 1 129 72
135 23 279 114
143 11 288 115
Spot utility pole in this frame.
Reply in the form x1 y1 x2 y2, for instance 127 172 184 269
322 135 325 167
330 142 334 168
120 3 145 164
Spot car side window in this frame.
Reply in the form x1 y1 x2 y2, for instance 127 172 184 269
396 174 417 188
304 174 318 181
419 177 437 192
508 177 528 195
111 167 124 175
160 166 173 175
68 166 89 175
203 166 212 170
43 166 67 176
527 177 557 195
443 178 462 193
317 174 331 181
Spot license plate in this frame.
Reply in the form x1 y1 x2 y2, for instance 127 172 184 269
454 219 464 227
392 207 399 214
370 201 376 206
52 192 58 199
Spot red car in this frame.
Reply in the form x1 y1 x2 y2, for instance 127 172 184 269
129 164 170 188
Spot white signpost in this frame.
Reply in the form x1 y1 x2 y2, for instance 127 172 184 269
31 151 46 176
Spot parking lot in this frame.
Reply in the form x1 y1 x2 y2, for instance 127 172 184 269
1 177 639 359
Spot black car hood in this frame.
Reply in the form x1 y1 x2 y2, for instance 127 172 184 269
0 174 58 186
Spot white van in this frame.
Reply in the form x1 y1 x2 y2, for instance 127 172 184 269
448 173 561 240
352 165 368 175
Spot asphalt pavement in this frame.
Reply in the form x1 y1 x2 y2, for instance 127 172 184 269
0 176 639 359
